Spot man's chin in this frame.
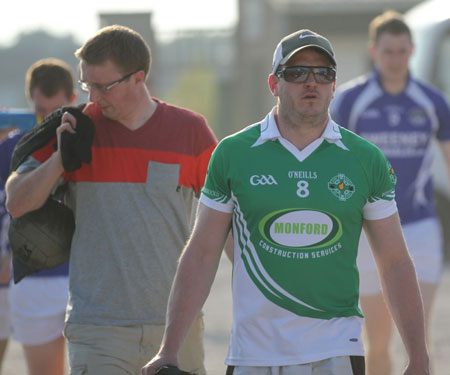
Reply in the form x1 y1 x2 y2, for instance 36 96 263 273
385 71 408 81
100 106 114 119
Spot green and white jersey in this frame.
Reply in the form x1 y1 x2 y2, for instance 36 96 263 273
200 108 397 366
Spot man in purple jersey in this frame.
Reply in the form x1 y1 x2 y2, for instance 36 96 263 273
1 58 77 375
331 10 450 375
0 126 20 373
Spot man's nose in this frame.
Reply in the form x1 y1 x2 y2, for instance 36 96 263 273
304 71 317 85
88 87 101 102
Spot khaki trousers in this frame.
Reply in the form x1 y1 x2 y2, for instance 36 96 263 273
65 317 206 375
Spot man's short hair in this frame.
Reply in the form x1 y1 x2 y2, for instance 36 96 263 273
25 58 74 101
369 10 412 44
75 25 151 79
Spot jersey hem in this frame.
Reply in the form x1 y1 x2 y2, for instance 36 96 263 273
225 348 365 366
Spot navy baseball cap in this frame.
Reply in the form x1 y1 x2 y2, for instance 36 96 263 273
272 29 336 74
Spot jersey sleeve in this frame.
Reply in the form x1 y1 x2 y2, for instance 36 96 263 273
329 92 347 127
362 148 398 220
0 133 23 258
435 93 450 141
0 132 22 181
330 84 355 129
200 140 234 213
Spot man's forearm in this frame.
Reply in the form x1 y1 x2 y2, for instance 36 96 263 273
142 204 232 375
160 243 222 358
6 152 64 217
379 255 429 369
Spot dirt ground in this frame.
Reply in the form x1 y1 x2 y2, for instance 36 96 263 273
2 257 449 374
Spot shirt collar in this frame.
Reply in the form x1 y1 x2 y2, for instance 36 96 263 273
252 106 346 148
372 69 412 93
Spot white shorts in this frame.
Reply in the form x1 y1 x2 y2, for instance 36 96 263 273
9 276 69 345
357 217 443 295
229 356 365 375
0 287 10 340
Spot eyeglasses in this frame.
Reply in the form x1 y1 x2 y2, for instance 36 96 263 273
78 70 139 94
276 66 336 84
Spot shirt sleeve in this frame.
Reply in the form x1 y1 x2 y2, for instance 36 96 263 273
330 89 350 128
15 155 41 174
435 92 450 141
179 115 218 197
362 149 398 220
193 142 216 196
199 140 234 213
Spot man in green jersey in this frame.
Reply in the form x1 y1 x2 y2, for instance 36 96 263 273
142 30 429 375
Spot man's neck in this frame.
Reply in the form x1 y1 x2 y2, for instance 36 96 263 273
275 109 328 150
380 75 408 95
118 92 157 131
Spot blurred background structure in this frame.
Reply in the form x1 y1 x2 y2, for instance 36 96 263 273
3 0 450 259
0 0 427 138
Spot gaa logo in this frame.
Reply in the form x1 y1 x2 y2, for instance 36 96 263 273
328 174 355 201
250 175 278 186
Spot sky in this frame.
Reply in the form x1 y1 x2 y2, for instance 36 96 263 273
1 0 238 47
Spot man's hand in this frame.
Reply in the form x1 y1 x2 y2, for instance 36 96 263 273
402 360 430 375
56 111 77 153
141 352 178 375
155 365 195 375
46 111 77 174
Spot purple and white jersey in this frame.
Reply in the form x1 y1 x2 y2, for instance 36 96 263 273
0 130 22 260
331 70 450 224
0 130 69 277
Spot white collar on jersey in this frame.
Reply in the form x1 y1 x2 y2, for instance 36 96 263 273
252 106 349 161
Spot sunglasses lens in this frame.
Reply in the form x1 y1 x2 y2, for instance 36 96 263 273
314 68 336 83
279 67 335 84
283 67 309 83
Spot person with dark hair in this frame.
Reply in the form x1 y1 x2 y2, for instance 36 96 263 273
25 58 76 124
142 29 429 375
1 57 76 375
6 25 217 375
331 10 450 375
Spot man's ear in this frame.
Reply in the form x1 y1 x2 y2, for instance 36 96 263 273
368 42 376 61
69 92 78 105
268 74 279 97
133 70 146 84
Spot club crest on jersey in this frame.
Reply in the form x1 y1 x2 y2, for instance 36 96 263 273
388 164 397 184
408 108 427 127
328 174 355 201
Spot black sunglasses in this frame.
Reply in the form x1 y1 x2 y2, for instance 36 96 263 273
276 66 336 84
